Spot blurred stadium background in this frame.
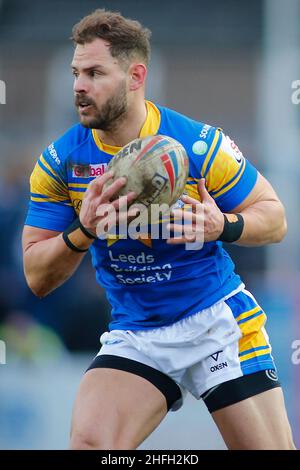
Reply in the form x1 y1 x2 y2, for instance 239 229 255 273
0 0 299 449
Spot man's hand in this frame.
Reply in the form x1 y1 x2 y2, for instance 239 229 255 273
167 173 287 247
79 171 136 237
167 179 224 244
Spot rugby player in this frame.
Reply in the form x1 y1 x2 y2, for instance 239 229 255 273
22 9 295 450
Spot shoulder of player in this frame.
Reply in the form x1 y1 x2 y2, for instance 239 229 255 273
156 104 222 162
42 123 91 170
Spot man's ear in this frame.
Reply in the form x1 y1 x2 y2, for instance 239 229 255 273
128 63 147 91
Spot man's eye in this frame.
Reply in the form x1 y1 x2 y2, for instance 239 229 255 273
72 71 79 77
90 70 104 77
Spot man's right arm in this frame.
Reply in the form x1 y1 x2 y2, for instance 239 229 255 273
22 225 93 298
23 171 135 298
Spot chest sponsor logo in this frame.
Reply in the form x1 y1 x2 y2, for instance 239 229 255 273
108 250 173 285
72 163 107 178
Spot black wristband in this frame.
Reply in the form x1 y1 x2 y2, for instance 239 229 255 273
62 231 89 253
62 218 95 253
218 213 244 243
63 218 97 240
78 219 97 239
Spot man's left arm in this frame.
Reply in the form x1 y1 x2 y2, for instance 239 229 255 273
226 172 287 246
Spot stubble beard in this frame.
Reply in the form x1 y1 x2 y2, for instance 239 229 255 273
76 81 128 132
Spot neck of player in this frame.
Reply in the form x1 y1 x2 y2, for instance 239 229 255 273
95 99 147 148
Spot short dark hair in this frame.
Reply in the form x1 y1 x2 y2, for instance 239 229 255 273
71 9 151 65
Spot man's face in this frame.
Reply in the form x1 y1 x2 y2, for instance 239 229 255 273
71 39 129 131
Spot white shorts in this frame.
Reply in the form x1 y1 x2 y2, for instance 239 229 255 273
92 287 276 411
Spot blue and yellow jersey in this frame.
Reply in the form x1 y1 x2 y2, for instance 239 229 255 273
25 101 258 330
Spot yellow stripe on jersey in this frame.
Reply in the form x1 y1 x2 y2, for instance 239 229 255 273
30 155 69 201
68 183 89 188
184 182 201 201
201 129 222 178
204 133 246 199
69 190 85 201
92 100 161 155
40 155 67 188
210 158 246 199
187 177 197 182
30 196 72 205
30 169 67 200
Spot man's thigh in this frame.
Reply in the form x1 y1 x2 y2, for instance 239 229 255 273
211 387 295 450
70 367 168 450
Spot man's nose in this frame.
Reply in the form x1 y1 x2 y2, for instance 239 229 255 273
73 75 90 94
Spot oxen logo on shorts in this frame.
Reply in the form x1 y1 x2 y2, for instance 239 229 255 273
209 350 228 373
210 350 223 362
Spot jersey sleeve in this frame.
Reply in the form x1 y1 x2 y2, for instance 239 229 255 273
25 145 76 232
202 130 258 211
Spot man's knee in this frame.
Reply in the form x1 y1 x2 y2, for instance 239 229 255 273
70 432 96 450
70 430 133 450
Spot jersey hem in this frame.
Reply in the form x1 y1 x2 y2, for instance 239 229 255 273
108 283 245 332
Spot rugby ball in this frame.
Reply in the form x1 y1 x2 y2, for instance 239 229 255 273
104 135 189 211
